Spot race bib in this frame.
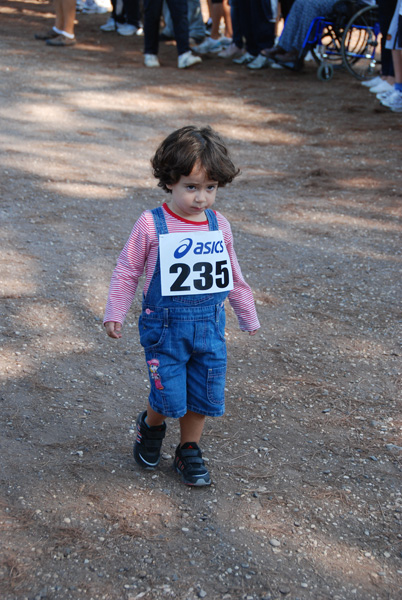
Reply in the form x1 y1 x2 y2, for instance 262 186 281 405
159 230 233 296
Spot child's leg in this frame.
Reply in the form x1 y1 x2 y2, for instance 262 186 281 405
175 411 210 486
146 402 166 426
179 410 206 445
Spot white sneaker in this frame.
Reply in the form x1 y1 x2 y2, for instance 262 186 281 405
381 89 402 109
370 80 393 94
144 54 160 68
389 91 402 112
217 36 232 48
376 88 394 101
193 37 222 54
361 75 382 88
136 27 144 36
233 51 256 65
217 43 243 59
117 23 137 36
178 51 202 69
100 17 116 31
247 53 271 70
82 0 108 14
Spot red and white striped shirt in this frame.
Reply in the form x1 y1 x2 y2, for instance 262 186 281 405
104 203 260 332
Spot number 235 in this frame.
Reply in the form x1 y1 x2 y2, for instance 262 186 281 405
170 260 230 292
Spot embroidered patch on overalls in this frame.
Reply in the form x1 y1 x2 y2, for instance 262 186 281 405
147 358 164 390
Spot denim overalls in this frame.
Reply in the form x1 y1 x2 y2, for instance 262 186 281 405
138 207 229 418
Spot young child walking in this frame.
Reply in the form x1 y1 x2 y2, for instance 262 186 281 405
104 126 260 486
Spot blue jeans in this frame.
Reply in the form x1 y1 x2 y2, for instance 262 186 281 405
139 303 227 417
139 207 229 418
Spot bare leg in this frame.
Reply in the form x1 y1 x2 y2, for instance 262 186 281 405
210 3 224 40
179 410 206 445
55 0 76 35
222 0 233 39
54 0 63 30
392 49 402 84
146 401 166 427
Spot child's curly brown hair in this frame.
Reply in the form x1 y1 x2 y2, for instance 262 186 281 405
151 126 240 193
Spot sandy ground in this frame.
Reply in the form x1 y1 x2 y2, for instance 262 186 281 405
1 2 402 600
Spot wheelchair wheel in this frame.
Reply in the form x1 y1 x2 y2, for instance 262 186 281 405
317 63 334 81
310 25 343 67
341 4 380 80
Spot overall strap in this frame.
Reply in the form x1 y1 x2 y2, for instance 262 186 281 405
151 206 169 236
205 209 219 231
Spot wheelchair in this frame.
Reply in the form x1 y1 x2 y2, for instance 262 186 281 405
280 1 380 81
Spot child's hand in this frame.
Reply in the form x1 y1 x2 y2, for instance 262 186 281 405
105 321 122 339
248 330 258 336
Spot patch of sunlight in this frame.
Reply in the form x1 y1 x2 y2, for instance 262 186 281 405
338 177 385 189
286 210 402 233
0 248 39 297
0 7 18 14
1 349 37 379
335 336 397 360
6 103 76 127
218 123 301 146
229 221 297 240
44 182 127 199
234 509 391 590
70 259 117 317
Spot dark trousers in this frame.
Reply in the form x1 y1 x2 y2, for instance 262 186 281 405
143 0 189 55
124 0 142 28
230 0 244 49
280 0 295 20
237 0 275 55
378 0 397 76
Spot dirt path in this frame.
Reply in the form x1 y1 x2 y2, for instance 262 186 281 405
1 2 402 600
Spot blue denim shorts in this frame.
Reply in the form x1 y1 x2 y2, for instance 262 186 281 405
138 303 227 418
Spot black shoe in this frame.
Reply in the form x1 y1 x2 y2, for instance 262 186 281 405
174 442 211 486
133 411 166 470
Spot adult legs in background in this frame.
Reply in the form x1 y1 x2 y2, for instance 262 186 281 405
278 0 337 54
378 0 397 79
144 0 190 56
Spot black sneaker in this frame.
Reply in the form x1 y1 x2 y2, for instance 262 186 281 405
133 411 166 470
174 442 211 486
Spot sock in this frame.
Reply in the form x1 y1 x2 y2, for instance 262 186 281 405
53 26 63 35
394 83 402 92
144 415 151 428
59 30 75 39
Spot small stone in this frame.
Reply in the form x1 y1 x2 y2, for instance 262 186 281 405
269 538 281 547
198 590 207 598
279 586 291 595
386 444 402 452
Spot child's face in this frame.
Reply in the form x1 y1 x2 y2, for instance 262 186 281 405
166 163 218 222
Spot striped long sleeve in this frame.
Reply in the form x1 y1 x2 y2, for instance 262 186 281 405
104 204 260 332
